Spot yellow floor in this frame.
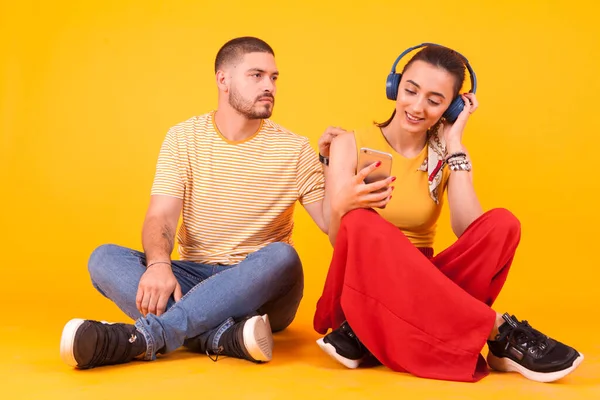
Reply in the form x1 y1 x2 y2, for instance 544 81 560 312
4 305 599 400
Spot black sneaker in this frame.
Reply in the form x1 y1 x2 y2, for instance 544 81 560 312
60 319 147 369
208 315 273 363
316 321 368 368
487 313 583 382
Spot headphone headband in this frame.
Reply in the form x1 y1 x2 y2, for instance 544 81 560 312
389 42 477 94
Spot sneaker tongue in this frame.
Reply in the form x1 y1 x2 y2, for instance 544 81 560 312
500 313 519 331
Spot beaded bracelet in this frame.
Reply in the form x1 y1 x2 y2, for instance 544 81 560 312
445 152 467 163
446 154 472 172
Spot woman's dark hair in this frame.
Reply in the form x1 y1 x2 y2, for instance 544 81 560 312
376 44 467 128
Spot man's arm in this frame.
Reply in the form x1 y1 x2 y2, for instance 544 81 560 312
303 200 327 233
136 195 183 317
142 195 183 264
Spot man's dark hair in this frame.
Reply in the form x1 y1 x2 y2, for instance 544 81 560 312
215 37 275 73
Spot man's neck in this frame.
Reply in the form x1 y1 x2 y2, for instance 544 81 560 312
214 108 262 142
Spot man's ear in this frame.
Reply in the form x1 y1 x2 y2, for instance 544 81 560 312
216 70 229 93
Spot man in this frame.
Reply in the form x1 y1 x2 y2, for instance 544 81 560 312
60 37 328 369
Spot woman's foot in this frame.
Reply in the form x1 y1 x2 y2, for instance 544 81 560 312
316 321 369 368
487 313 583 382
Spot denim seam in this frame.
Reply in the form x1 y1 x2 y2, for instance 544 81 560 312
130 251 147 267
211 318 235 351
171 265 202 282
134 320 156 361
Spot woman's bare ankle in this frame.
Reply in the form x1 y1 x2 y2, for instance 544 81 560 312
488 313 506 341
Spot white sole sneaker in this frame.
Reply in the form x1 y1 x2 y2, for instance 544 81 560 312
243 315 273 362
60 319 117 368
316 338 363 369
60 318 86 368
487 352 584 383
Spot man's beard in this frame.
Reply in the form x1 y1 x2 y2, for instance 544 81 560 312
229 86 274 119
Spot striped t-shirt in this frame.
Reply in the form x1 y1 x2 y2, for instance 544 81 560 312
151 111 325 265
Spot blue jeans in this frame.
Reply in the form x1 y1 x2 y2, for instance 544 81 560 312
88 242 304 360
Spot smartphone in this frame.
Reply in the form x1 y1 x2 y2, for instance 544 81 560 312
357 147 393 185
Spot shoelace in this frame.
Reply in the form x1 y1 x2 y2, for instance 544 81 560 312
206 346 224 362
89 322 137 367
498 319 550 354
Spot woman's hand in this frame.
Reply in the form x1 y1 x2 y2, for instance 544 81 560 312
331 161 395 216
442 93 478 152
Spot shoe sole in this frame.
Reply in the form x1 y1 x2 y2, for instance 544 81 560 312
261 315 274 354
316 338 363 369
487 352 584 382
60 318 86 368
243 315 273 362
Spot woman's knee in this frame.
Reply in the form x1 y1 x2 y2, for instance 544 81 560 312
341 208 377 225
340 208 390 234
486 208 521 237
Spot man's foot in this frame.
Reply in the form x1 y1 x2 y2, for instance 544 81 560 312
316 321 368 369
487 313 583 382
209 315 273 363
60 318 147 369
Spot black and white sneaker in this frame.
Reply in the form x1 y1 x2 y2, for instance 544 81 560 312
487 313 583 382
316 321 368 369
208 315 273 363
60 319 147 369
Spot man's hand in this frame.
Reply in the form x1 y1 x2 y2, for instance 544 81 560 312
318 126 351 158
136 263 182 317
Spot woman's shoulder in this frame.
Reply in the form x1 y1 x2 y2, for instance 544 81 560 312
331 123 380 155
332 129 357 150
352 123 379 139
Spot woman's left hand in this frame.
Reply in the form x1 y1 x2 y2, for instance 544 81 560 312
441 93 478 151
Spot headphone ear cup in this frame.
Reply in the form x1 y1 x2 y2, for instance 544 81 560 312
443 96 465 123
386 73 402 100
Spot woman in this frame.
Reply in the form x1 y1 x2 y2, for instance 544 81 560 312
314 43 582 383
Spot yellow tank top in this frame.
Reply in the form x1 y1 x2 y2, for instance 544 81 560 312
353 124 450 248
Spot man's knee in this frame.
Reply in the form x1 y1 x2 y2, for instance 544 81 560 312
262 242 302 275
88 244 130 285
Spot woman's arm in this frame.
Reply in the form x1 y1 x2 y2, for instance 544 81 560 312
326 133 356 245
446 145 483 237
326 133 394 245
443 93 484 237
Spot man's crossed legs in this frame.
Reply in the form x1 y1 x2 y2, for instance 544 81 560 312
60 242 303 369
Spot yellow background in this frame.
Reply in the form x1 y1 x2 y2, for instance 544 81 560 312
1 0 599 398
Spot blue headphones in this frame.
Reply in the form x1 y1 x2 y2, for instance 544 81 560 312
385 43 477 123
